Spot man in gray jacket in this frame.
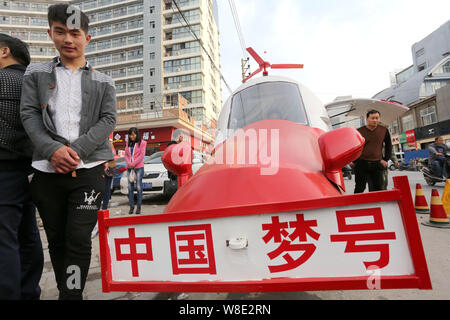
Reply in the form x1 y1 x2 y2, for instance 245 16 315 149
20 4 116 300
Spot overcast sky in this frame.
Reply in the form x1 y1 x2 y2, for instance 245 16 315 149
216 0 450 104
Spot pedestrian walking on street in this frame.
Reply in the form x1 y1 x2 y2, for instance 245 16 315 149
102 133 116 211
0 34 44 300
92 134 116 239
20 4 116 300
125 127 147 215
351 110 392 193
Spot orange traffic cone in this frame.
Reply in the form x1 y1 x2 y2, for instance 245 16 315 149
414 184 430 214
422 189 450 228
442 179 450 217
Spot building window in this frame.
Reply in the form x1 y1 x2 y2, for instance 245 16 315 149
150 85 155 93
392 120 399 135
416 48 424 58
163 56 201 73
401 114 415 131
149 36 155 44
420 105 437 126
388 120 399 135
150 21 155 28
442 61 450 73
149 52 155 60
150 68 155 76
165 73 202 90
150 6 155 13
418 62 426 72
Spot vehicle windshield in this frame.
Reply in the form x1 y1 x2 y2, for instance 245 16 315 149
228 81 308 130
144 151 163 164
146 157 162 164
114 157 125 164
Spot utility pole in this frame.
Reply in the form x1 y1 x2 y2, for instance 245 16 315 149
241 57 250 82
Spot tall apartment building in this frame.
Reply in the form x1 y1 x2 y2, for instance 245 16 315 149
0 0 70 62
72 0 222 155
0 0 222 155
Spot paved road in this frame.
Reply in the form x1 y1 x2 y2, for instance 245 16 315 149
38 170 450 300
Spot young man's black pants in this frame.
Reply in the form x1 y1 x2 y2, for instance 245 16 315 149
30 165 104 300
354 160 384 193
0 169 44 300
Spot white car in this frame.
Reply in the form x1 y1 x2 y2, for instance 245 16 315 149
388 159 396 171
120 151 204 197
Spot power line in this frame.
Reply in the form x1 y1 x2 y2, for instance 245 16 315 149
227 0 246 58
171 0 233 94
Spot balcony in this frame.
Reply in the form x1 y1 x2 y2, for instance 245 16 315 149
90 55 143 69
162 0 200 15
87 3 143 26
79 0 140 13
163 18 200 31
163 49 201 62
111 73 143 82
0 1 69 14
164 66 203 78
0 17 49 28
91 24 143 40
85 39 143 55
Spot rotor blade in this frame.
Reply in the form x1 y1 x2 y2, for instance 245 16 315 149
246 47 265 66
243 66 262 82
271 64 304 69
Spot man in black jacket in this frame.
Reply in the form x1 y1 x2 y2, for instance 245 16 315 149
0 34 44 299
351 110 392 193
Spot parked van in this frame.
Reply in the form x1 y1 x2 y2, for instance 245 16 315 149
388 152 405 170
395 152 405 162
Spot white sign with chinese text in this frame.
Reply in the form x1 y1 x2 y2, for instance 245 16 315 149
107 201 414 282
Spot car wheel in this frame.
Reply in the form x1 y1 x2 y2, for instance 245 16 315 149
425 177 435 186
163 180 177 198
389 164 395 171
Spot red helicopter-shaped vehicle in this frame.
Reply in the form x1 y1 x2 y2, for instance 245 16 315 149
96 48 431 294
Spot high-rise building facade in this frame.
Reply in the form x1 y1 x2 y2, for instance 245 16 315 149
0 0 70 62
72 0 222 154
1 0 222 155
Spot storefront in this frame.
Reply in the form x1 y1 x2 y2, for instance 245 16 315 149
400 130 417 151
391 134 400 152
414 119 450 149
112 126 213 157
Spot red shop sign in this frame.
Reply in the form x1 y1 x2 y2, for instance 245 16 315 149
405 130 416 143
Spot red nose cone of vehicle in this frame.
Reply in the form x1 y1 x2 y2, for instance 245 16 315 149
162 142 193 176
162 120 364 214
162 142 193 188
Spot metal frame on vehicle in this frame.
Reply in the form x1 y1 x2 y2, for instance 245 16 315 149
97 176 431 293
